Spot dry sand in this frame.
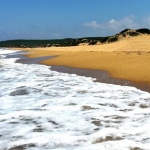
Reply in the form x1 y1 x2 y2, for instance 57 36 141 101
11 34 150 84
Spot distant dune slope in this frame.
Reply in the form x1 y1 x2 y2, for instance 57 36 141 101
0 28 150 48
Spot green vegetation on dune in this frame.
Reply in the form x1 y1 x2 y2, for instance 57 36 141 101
0 28 149 48
0 37 104 48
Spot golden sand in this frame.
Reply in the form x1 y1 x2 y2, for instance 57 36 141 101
11 34 150 83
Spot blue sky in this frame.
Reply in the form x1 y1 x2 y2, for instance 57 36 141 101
0 0 150 40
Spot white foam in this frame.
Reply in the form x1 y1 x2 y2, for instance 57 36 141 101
0 49 150 150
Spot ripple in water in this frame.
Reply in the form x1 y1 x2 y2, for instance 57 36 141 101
0 49 150 150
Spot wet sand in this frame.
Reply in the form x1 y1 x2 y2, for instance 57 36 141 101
50 66 150 93
6 51 55 64
51 66 130 85
16 56 55 64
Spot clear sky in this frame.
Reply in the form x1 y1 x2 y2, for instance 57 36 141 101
0 0 150 40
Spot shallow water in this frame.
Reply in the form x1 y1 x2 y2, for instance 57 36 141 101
0 49 150 150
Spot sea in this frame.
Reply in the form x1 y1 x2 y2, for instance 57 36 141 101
0 48 150 150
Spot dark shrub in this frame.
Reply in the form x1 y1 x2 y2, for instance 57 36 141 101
108 37 118 43
119 29 131 34
101 37 109 43
136 28 150 34
89 40 97 45
128 32 139 36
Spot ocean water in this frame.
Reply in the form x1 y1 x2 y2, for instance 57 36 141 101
0 49 150 150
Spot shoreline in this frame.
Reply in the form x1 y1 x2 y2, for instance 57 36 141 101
6 48 150 93
21 57 150 93
51 65 129 85
11 44 150 83
9 34 150 92
50 66 150 93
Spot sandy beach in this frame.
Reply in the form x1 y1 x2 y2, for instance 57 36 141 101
11 34 150 86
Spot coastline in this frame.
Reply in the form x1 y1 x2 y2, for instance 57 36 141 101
50 66 150 93
9 35 150 92
9 45 150 93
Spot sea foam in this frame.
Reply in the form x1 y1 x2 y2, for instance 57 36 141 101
0 49 150 150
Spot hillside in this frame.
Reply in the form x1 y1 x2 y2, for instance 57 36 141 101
0 28 149 48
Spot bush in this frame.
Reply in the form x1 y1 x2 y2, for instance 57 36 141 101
136 28 150 34
119 29 131 34
128 32 139 36
108 36 118 43
89 40 97 45
101 37 109 43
